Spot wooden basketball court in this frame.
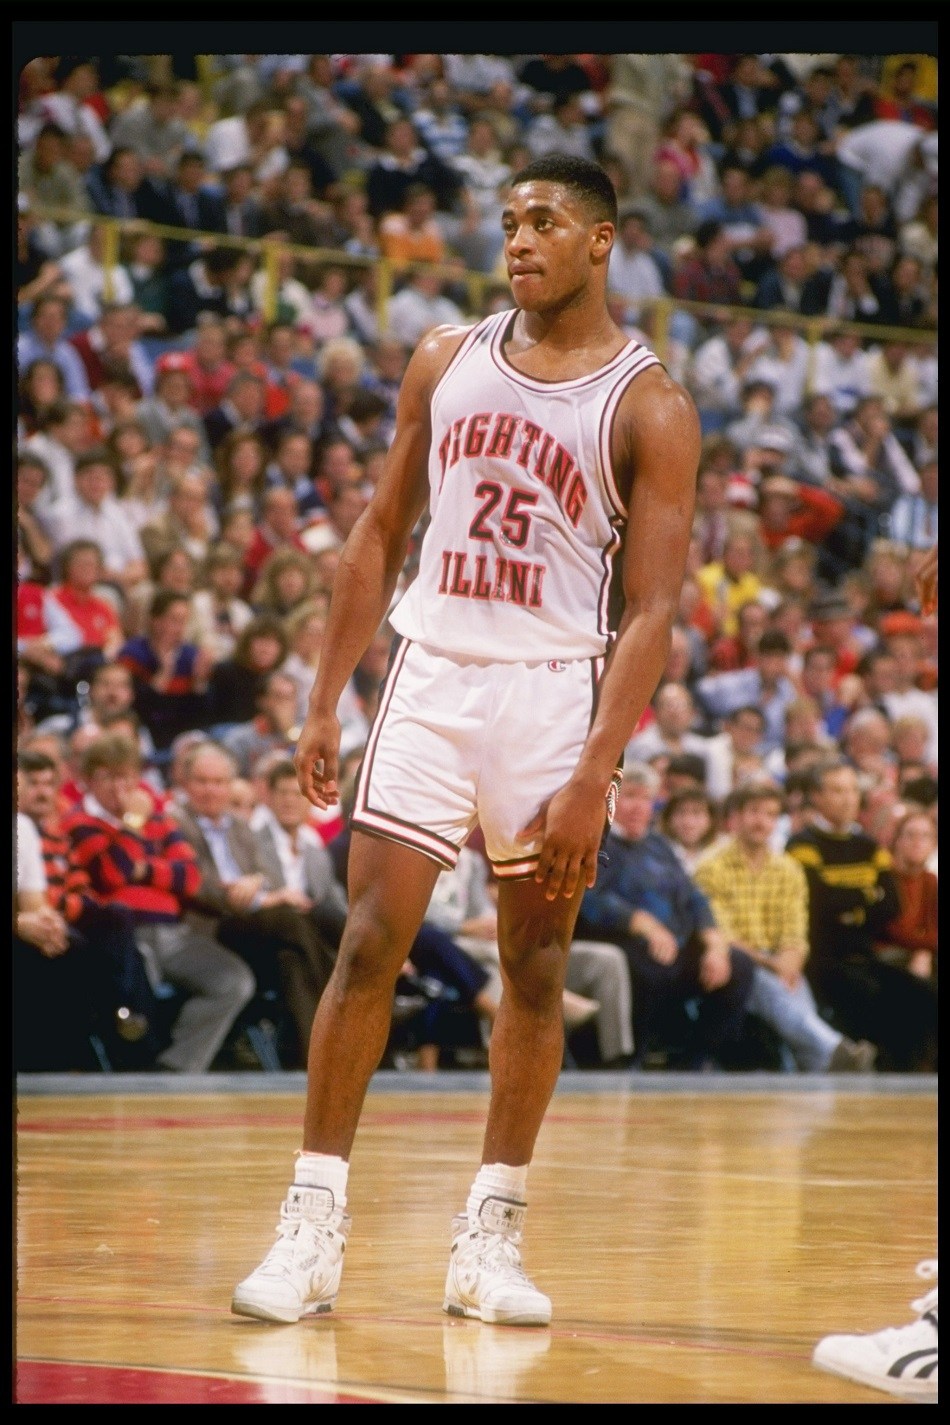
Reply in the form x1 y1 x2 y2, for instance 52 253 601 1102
15 1071 937 1404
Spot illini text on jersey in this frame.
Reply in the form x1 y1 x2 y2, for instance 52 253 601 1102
436 411 589 607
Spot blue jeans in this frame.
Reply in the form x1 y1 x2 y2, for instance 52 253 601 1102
746 964 841 1071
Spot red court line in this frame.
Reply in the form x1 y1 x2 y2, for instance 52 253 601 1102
16 1360 380 1405
18 1108 665 1134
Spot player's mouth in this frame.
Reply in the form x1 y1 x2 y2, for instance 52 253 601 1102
509 265 542 279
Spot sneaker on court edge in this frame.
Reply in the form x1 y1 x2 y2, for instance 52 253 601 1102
443 1195 552 1326
812 1259 938 1400
231 1184 351 1324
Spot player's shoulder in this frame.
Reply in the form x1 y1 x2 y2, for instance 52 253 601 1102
408 320 477 375
614 360 700 457
623 361 696 417
401 320 483 404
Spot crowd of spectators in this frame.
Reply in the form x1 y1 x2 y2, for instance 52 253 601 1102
16 51 937 1075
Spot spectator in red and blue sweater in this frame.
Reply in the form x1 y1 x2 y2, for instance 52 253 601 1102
17 746 161 1069
63 731 255 1072
118 589 213 757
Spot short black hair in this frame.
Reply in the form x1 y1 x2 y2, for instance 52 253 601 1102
757 630 793 657
509 154 617 226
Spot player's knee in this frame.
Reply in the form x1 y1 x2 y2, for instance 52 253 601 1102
502 939 565 1013
334 908 408 995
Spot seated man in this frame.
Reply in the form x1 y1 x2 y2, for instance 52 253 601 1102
62 731 256 1072
251 756 350 949
16 747 160 1069
172 740 339 1068
787 758 937 1072
694 779 877 1072
576 763 755 1070
221 670 301 779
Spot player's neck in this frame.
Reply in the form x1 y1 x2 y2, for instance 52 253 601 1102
512 299 622 358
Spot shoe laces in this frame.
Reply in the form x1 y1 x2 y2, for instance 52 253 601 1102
911 1258 938 1319
258 1206 340 1278
472 1227 532 1284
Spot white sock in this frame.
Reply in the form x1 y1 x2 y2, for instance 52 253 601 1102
294 1151 349 1208
466 1162 528 1225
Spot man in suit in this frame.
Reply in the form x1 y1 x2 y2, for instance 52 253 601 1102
202 369 268 458
138 150 228 269
220 163 269 240
173 739 338 1066
252 756 349 951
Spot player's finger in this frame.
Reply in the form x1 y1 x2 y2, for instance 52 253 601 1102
559 852 587 901
540 853 569 902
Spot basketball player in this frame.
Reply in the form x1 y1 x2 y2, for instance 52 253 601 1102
811 541 937 1402
232 154 701 1327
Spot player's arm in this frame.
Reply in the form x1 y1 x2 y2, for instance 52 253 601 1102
295 324 468 808
531 368 700 900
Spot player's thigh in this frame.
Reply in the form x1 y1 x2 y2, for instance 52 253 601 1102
478 656 601 875
351 640 483 863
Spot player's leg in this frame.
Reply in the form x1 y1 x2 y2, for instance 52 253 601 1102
301 831 443 1153
233 832 443 1323
443 875 582 1326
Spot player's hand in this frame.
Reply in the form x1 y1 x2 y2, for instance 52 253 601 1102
294 708 342 810
519 779 605 902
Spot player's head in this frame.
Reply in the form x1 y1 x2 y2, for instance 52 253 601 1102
503 154 617 313
509 154 619 227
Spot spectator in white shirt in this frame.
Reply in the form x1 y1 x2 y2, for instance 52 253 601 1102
626 682 712 779
688 317 769 432
46 448 147 593
746 323 811 417
810 328 873 416
57 223 135 326
606 207 666 324
23 398 94 517
384 268 468 349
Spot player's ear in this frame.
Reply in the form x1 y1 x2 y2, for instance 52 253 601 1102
591 221 614 263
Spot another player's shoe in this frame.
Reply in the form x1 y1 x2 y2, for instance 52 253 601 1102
812 1259 938 1400
443 1196 552 1326
231 1185 351 1323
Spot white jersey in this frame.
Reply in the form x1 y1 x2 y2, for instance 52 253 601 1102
390 309 661 661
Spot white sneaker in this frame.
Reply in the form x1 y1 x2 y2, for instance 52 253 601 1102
812 1259 938 1400
443 1196 552 1326
231 1184 351 1324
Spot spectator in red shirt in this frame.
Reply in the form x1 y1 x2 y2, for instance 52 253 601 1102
17 746 161 1068
874 60 937 131
877 808 937 983
243 485 309 592
48 538 124 658
756 473 845 554
171 316 234 417
63 731 255 1072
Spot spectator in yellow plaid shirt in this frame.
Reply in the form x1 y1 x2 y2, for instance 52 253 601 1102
694 780 877 1072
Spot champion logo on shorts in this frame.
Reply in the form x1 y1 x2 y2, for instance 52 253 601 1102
547 660 568 672
605 768 623 825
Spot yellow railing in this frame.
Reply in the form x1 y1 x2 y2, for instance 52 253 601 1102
23 206 937 379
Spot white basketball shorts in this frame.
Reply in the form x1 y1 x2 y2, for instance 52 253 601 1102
351 637 615 878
